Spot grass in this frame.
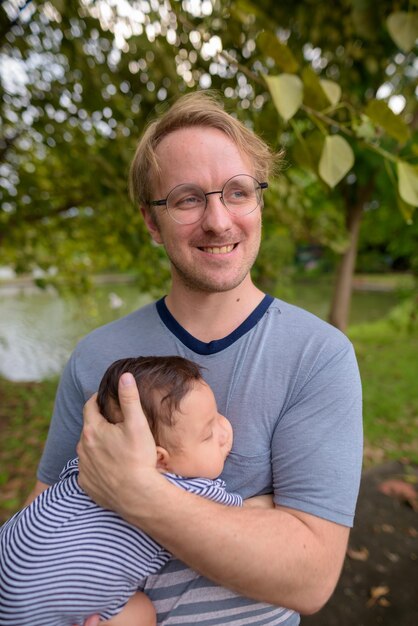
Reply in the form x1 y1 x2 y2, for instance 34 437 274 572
1 300 417 523
0 378 58 522
349 310 418 468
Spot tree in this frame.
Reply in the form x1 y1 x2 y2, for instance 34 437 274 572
170 0 418 329
1 0 417 329
0 0 185 292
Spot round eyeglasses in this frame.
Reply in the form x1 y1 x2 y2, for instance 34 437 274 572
150 174 268 225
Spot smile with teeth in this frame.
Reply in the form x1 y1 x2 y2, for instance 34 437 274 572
199 244 236 254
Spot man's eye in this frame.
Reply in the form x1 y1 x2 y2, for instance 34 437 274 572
226 187 250 202
184 195 200 204
203 432 213 441
174 195 201 209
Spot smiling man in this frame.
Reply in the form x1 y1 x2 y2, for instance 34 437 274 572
28 91 363 626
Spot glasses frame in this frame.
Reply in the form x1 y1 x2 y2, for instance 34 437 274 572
150 175 268 225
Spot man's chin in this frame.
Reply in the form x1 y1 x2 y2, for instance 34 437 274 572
171 266 250 294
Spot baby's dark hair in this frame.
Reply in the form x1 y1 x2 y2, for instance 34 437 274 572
97 355 202 444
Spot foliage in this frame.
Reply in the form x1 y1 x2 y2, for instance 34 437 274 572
357 192 418 274
0 0 417 299
0 0 183 292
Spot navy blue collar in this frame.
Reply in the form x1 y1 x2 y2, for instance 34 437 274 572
156 294 274 355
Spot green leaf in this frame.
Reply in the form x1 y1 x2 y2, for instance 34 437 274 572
352 115 378 141
319 135 355 187
397 161 418 207
302 67 329 111
387 12 418 53
291 130 324 173
292 137 315 171
49 0 66 13
257 31 299 73
232 0 267 22
264 74 304 122
365 99 410 143
397 195 416 225
319 79 342 106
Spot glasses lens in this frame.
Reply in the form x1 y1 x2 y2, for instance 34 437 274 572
223 175 262 216
166 184 206 224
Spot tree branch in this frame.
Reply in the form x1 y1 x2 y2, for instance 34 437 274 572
174 10 403 169
0 198 90 243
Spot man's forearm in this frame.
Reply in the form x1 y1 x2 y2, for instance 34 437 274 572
112 470 348 615
24 479 49 506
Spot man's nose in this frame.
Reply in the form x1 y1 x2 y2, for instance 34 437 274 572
201 193 233 233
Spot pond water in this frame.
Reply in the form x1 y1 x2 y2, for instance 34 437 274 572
0 279 400 382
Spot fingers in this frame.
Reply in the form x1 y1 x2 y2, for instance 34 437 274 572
72 615 99 626
117 372 156 452
118 372 148 428
82 393 100 428
84 616 100 626
118 372 140 408
77 371 159 511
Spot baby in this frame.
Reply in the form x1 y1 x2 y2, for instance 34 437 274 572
0 356 243 626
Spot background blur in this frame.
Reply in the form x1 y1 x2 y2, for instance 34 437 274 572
0 1 417 624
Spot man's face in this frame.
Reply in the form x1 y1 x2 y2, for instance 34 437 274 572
143 126 262 294
159 380 233 479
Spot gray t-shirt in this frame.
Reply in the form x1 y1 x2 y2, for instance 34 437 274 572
38 295 363 626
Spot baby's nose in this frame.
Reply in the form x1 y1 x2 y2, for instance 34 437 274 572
219 417 232 445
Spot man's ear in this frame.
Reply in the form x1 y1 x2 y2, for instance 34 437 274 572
156 446 171 471
141 206 163 245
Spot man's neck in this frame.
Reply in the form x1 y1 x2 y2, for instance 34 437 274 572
165 278 265 343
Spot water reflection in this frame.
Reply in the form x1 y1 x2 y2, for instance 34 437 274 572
0 283 152 382
0 280 399 382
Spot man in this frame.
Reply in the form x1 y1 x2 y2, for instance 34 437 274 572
28 91 363 625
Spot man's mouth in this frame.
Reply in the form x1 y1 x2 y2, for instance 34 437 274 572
198 244 236 254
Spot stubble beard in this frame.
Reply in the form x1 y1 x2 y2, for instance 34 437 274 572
156 212 262 295
167 239 261 294
169 258 249 293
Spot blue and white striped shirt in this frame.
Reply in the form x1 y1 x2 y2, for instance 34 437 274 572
0 458 242 626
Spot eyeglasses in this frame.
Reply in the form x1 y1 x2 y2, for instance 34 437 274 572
150 174 268 225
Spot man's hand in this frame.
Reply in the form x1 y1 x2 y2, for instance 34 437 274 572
73 616 99 626
77 372 159 514
85 617 100 626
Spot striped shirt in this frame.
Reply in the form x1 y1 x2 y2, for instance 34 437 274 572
0 458 242 626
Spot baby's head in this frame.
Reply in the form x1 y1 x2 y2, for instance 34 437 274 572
97 356 233 479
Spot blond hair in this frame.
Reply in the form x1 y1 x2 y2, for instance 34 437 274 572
129 91 282 207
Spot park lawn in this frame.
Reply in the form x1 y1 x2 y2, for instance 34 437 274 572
0 315 417 522
349 317 418 468
0 377 58 522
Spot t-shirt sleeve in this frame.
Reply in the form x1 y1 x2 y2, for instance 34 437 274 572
167 475 243 507
197 482 243 507
37 350 85 485
271 340 363 527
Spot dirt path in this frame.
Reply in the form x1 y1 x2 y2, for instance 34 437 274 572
302 461 418 626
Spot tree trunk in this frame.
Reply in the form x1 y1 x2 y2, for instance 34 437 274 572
329 183 373 332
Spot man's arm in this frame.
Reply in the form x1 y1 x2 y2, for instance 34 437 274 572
78 374 349 615
24 480 50 506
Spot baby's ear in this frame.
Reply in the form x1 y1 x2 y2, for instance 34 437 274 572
156 446 171 471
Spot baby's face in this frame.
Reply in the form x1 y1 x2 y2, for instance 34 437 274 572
161 380 233 479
